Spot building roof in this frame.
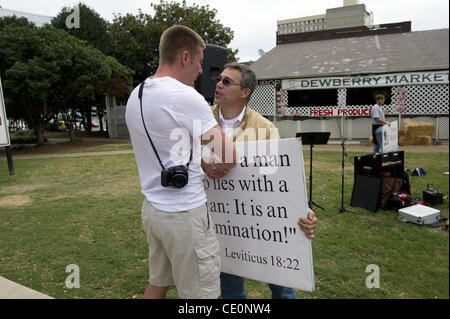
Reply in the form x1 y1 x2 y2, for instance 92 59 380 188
250 28 449 80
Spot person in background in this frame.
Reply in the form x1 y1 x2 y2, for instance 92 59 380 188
371 94 390 154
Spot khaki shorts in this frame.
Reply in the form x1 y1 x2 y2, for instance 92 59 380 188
141 199 221 299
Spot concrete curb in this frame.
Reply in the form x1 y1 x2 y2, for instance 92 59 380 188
0 276 53 299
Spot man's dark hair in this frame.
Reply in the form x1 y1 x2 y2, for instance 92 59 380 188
224 62 257 102
375 94 385 101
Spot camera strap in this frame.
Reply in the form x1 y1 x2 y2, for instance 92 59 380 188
138 81 192 169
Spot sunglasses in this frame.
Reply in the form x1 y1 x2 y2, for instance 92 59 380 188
216 76 242 87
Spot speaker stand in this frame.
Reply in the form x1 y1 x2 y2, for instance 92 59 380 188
332 117 358 217
307 144 324 211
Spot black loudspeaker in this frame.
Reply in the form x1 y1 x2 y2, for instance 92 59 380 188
351 175 382 212
195 44 227 104
354 152 405 179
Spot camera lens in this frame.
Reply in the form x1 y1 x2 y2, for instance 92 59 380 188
173 174 187 188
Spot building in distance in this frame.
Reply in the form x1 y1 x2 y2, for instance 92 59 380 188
277 0 373 35
0 6 52 27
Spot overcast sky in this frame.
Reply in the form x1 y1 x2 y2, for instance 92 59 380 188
1 0 448 61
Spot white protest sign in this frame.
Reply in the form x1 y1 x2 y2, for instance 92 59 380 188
0 76 11 147
205 138 315 292
382 120 398 153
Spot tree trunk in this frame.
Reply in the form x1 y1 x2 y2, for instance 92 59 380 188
85 105 92 132
35 120 45 144
63 111 76 143
98 110 104 132
68 128 75 142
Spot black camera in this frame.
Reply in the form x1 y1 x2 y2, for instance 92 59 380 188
161 165 189 188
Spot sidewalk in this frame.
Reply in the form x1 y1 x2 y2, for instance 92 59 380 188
0 276 53 299
46 137 130 144
11 149 134 160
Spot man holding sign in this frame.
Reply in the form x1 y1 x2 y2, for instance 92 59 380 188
202 63 318 299
371 94 390 154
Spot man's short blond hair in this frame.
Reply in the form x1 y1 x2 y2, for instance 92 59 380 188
159 25 206 65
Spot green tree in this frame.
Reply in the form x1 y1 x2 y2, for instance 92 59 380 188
0 18 132 142
51 2 112 55
110 0 238 85
109 11 159 86
151 0 238 60
1 24 73 143
0 16 37 81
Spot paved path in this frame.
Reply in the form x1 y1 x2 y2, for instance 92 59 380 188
0 276 53 299
12 149 134 160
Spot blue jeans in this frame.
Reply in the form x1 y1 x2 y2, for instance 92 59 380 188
373 126 383 153
220 272 297 299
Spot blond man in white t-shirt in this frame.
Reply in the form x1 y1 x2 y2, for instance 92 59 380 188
126 25 236 299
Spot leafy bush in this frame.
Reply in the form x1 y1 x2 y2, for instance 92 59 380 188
46 122 61 132
10 130 35 137
10 136 48 144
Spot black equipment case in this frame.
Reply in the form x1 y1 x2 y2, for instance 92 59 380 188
423 184 443 206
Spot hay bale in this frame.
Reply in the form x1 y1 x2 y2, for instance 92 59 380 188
398 136 407 146
370 120 435 146
414 135 433 145
398 129 407 138
400 120 435 137
399 135 432 146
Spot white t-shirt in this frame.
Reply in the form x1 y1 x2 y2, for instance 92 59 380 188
371 104 386 125
125 77 217 212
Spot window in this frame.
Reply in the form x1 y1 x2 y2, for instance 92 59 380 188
287 89 339 107
346 87 392 106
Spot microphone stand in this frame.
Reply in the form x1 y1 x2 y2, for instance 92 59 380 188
333 116 357 216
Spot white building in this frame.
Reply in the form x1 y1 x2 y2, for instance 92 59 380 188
249 25 449 142
277 0 373 35
0 6 52 27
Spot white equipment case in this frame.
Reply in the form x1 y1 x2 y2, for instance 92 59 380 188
398 204 441 225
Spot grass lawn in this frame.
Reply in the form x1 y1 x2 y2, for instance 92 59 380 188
0 143 448 299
